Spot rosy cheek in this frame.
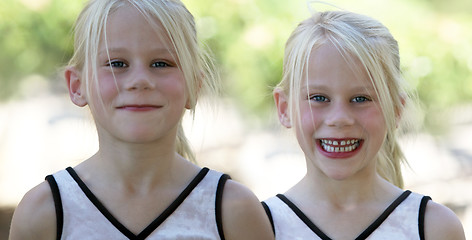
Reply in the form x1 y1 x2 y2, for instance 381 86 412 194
363 108 386 130
303 108 321 127
161 75 187 95
97 77 119 98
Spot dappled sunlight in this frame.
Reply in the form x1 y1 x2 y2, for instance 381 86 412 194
19 0 51 11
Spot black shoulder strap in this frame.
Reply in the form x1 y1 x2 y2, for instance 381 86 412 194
418 195 432 240
45 175 63 240
261 201 275 236
355 190 412 239
215 173 231 240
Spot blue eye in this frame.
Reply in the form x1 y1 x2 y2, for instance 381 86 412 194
152 61 170 68
352 96 371 103
107 60 127 68
310 95 329 102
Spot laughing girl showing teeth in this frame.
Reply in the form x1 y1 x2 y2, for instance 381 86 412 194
262 8 465 240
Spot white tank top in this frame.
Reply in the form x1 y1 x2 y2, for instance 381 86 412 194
46 167 228 239
263 190 430 240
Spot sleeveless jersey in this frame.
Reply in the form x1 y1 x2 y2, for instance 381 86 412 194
262 190 431 240
45 167 229 240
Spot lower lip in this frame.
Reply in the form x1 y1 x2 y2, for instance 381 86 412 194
316 140 362 159
118 106 160 112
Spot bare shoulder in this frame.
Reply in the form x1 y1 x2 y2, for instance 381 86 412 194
9 181 57 240
424 200 465 240
221 180 274 240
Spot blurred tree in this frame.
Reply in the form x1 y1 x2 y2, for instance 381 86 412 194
0 0 82 100
184 0 300 119
186 0 472 131
0 0 471 133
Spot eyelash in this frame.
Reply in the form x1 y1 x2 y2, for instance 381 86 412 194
309 95 329 102
351 96 372 103
107 60 127 68
151 61 170 68
308 95 372 103
105 60 171 68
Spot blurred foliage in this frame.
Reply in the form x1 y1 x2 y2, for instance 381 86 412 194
0 0 83 99
0 0 471 133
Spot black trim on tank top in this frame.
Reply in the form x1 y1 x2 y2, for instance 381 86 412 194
45 175 63 240
419 195 431 240
66 166 209 239
276 194 330 239
356 190 411 239
277 190 412 240
215 173 230 240
261 201 275 236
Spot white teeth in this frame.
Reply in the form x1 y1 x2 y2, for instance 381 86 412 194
320 139 360 153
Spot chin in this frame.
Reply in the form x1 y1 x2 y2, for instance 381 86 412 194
117 131 160 143
318 164 360 182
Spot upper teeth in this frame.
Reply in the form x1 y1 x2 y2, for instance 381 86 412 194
320 139 360 153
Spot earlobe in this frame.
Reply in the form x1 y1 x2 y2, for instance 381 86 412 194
274 88 292 128
65 67 87 107
185 75 202 110
395 94 407 128
185 97 193 110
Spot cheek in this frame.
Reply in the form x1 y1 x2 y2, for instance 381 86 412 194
294 105 321 143
362 107 387 136
86 73 119 115
161 74 188 100
97 75 119 100
300 106 321 132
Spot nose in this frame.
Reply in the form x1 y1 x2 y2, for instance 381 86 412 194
125 66 156 91
325 102 355 128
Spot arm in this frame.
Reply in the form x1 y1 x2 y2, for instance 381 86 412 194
221 180 274 240
9 181 57 240
424 200 465 240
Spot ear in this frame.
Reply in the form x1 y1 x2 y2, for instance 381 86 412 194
185 97 193 110
185 72 205 110
274 88 292 128
395 94 406 128
65 67 88 107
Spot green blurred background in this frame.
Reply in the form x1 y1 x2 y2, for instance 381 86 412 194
1 0 471 131
1 0 471 238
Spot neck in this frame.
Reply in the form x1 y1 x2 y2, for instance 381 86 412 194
82 131 195 191
288 166 400 208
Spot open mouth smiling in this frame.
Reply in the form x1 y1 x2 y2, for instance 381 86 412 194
319 139 362 153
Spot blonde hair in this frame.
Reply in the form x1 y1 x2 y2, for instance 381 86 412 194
277 11 414 188
68 0 219 162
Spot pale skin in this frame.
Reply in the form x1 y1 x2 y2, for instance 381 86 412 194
9 5 273 240
273 42 465 240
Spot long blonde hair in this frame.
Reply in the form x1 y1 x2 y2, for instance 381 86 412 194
68 0 219 162
278 11 414 188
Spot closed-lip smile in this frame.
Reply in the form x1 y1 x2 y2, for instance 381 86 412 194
117 104 162 111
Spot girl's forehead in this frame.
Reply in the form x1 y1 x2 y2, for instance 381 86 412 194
305 43 373 87
308 43 363 70
99 5 174 52
106 4 163 31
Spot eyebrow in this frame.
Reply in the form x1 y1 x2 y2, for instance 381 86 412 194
98 47 176 55
304 83 376 92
